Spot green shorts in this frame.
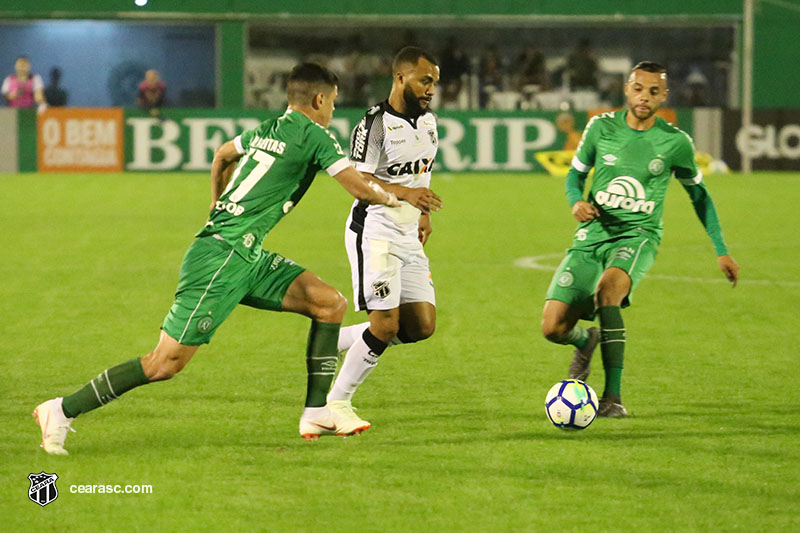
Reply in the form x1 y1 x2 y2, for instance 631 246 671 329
162 236 306 345
546 234 658 316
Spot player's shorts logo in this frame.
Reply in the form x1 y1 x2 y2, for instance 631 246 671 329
594 176 655 214
372 280 391 298
557 272 574 287
648 158 665 175
28 472 59 507
197 316 213 334
613 246 635 261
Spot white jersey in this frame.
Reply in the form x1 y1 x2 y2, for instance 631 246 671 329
348 100 438 241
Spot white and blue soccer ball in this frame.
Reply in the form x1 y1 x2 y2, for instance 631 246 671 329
545 379 599 430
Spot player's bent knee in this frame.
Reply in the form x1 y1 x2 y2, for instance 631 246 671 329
541 318 569 343
309 286 347 323
407 321 435 342
370 319 400 343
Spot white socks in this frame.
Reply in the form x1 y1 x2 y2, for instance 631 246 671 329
337 323 370 351
328 329 388 402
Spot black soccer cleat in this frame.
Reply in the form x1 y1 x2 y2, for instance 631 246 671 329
597 401 629 418
568 327 600 381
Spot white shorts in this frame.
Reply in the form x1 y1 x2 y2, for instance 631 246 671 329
345 227 436 312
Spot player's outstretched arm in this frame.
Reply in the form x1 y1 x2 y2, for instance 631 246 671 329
210 140 243 206
360 173 442 213
333 166 400 207
680 181 738 287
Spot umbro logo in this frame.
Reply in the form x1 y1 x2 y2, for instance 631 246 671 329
602 154 618 166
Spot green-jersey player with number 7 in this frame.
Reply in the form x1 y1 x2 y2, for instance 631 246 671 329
541 62 739 418
32 63 430 454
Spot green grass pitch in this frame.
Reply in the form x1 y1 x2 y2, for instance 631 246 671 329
2 171 799 531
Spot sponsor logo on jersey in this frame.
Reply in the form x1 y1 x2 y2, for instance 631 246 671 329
387 124 404 131
602 154 618 166
594 176 655 214
390 139 407 145
387 158 435 176
352 118 368 160
557 271 574 287
648 157 665 175
372 280 391 298
215 200 245 216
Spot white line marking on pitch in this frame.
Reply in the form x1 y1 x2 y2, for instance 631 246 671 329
514 255 800 287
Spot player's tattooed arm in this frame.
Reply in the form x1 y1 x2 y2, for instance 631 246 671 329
361 173 442 213
210 140 244 207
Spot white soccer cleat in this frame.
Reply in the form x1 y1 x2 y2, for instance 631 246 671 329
327 400 371 436
299 407 337 441
32 397 75 455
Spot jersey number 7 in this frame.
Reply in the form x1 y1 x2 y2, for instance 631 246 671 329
224 150 277 202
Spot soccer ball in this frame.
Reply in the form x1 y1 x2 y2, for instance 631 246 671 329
545 379 599 430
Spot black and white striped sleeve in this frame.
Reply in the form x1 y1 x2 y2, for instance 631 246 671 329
349 110 384 174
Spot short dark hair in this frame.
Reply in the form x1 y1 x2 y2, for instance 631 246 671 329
286 62 339 105
632 61 667 75
392 46 438 73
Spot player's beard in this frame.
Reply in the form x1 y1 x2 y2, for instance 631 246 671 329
402 85 428 118
630 103 656 121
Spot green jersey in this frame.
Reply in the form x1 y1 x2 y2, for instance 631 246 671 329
565 110 727 255
197 110 349 262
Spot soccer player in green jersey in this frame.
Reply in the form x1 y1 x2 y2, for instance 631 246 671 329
541 61 739 417
32 63 428 454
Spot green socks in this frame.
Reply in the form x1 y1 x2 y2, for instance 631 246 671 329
559 325 590 350
598 306 625 402
305 320 340 407
61 358 149 418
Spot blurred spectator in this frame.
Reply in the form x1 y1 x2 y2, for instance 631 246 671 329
439 37 471 109
395 29 420 54
513 45 548 91
566 39 598 90
600 74 624 108
556 112 582 150
137 69 166 116
347 36 382 107
682 68 709 106
1 56 45 109
44 67 68 107
478 45 505 108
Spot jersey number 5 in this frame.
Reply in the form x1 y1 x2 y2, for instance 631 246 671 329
224 150 276 202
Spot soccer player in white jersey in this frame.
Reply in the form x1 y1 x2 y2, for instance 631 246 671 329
319 47 443 433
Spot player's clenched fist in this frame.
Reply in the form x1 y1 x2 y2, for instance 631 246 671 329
571 200 599 222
